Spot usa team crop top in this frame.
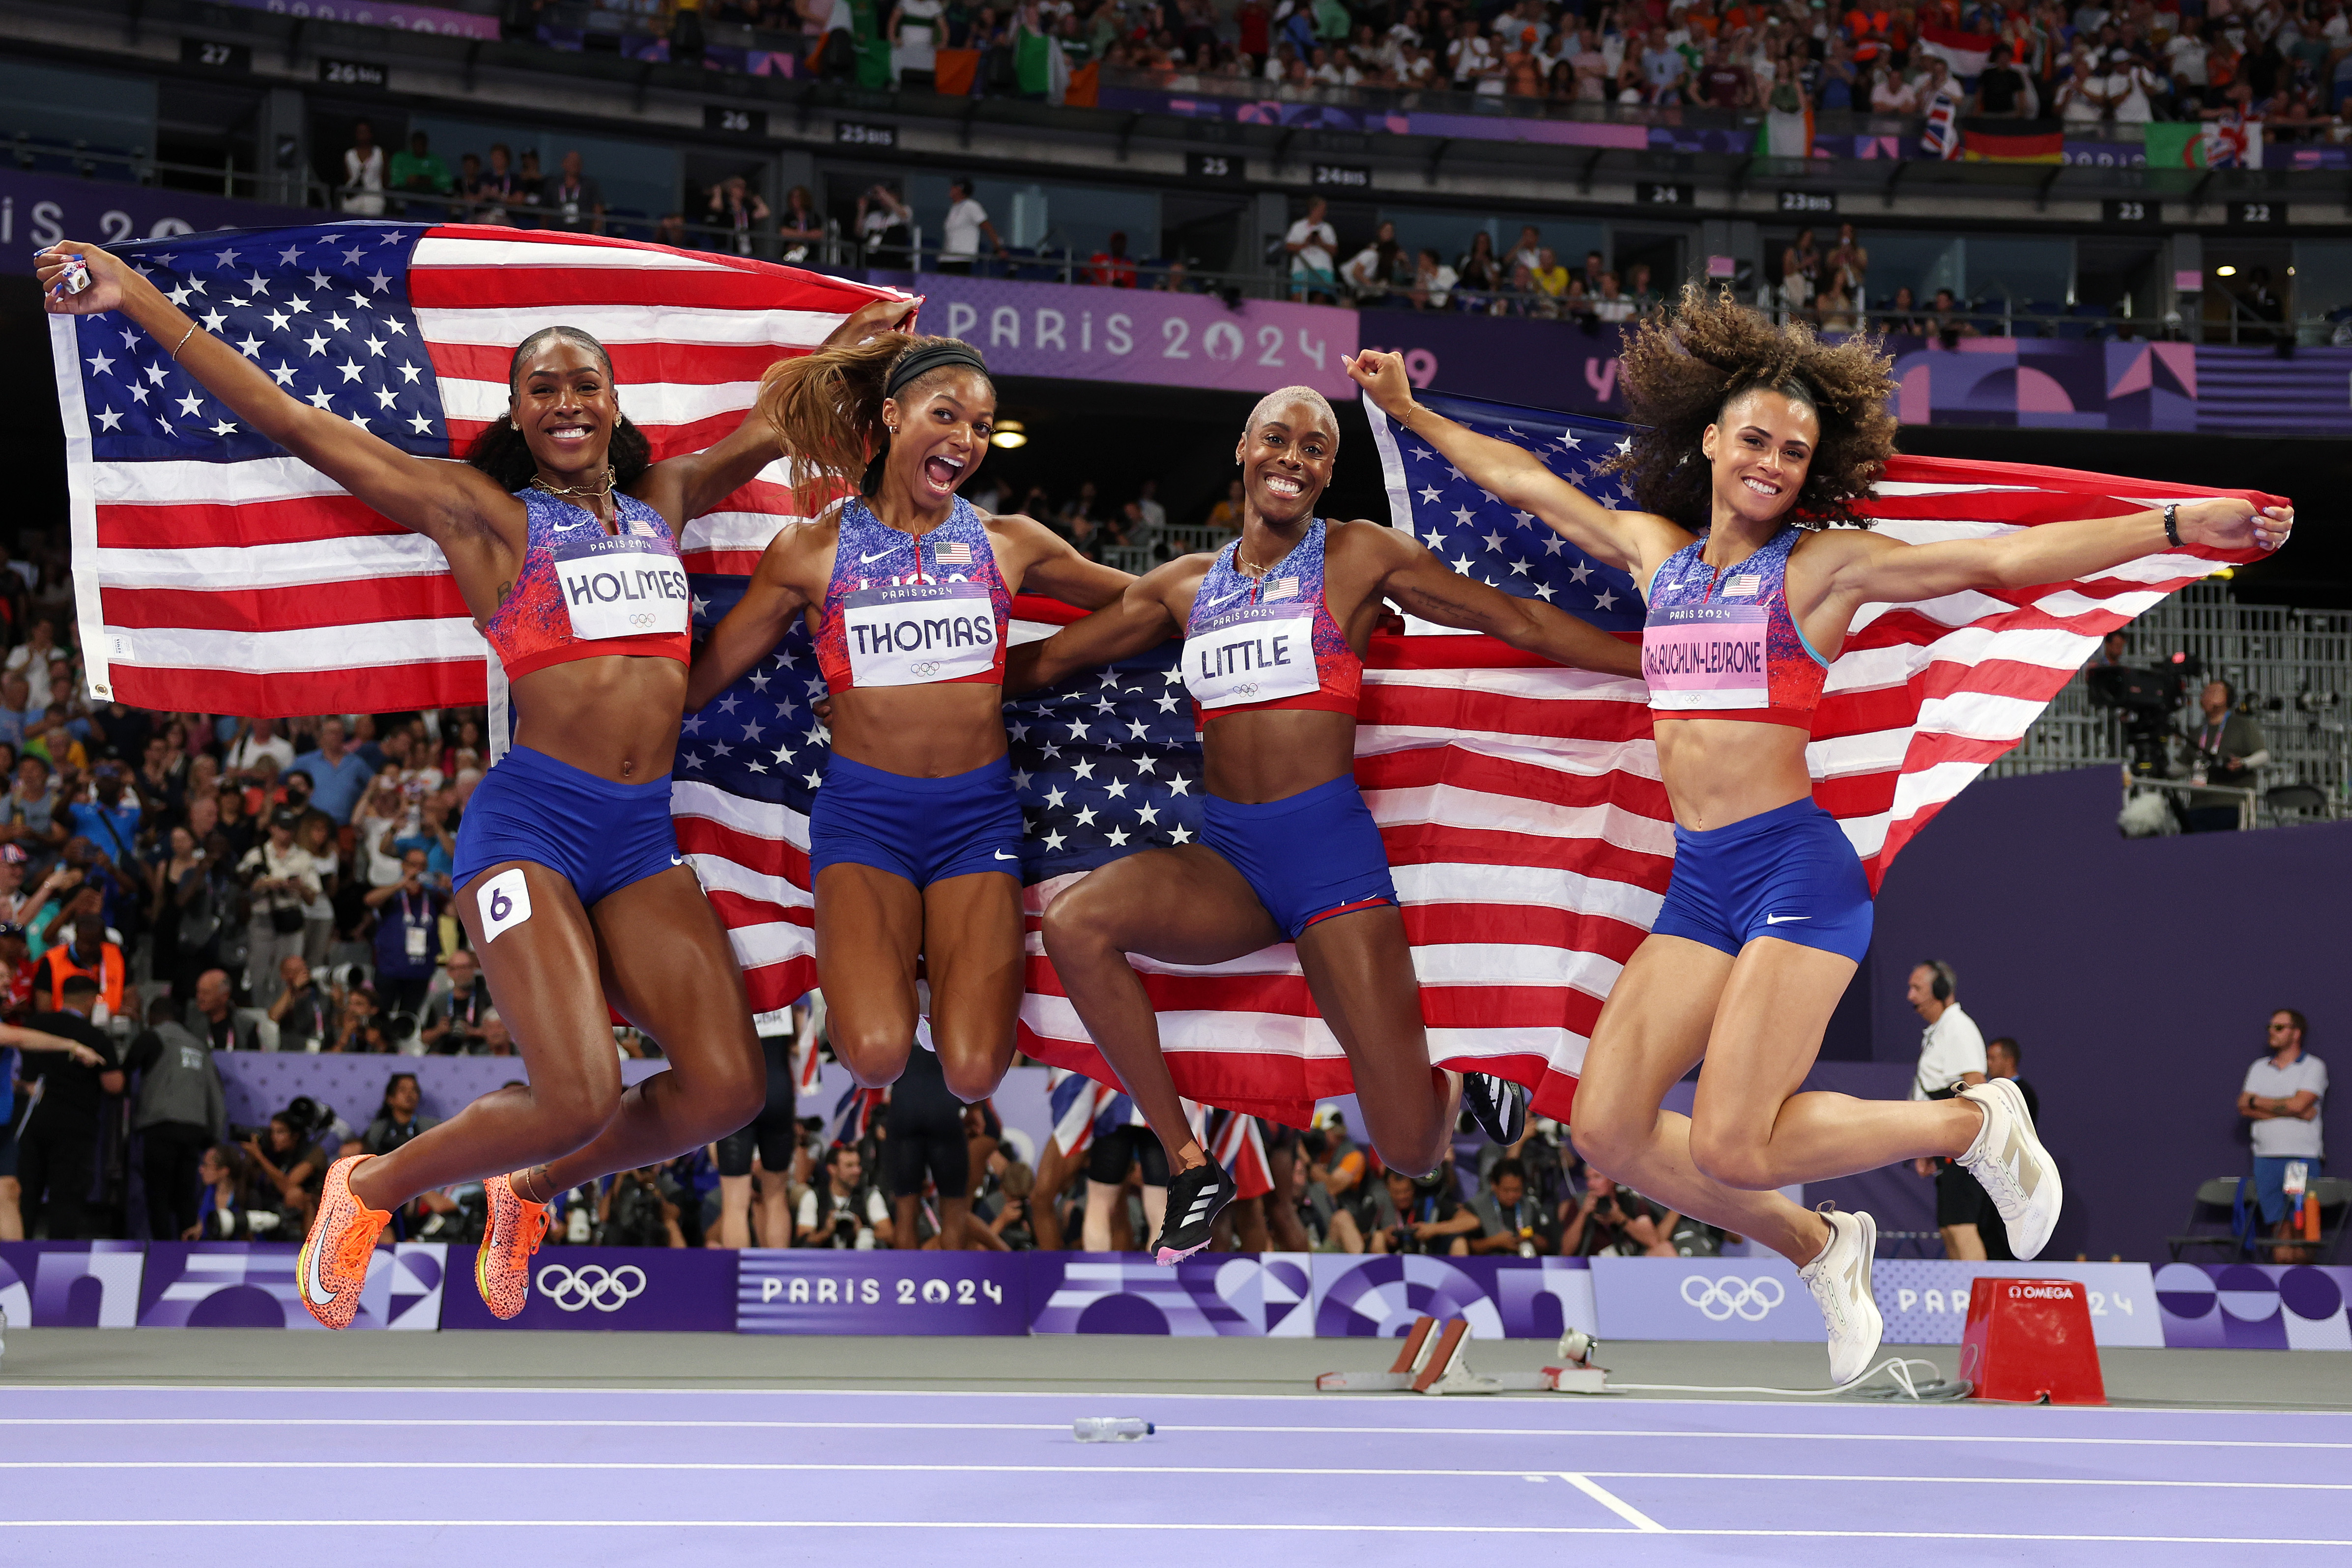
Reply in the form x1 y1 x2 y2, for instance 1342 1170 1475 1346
813 494 1011 692
1641 524 1829 729
1181 515 1363 726
482 489 692 683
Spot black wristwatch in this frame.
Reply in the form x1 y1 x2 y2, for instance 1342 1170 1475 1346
2162 501 2181 548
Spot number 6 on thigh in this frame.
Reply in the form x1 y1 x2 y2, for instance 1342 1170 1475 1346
477 867 535 942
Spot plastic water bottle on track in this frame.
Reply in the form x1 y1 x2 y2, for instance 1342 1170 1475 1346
1072 1417 1154 1443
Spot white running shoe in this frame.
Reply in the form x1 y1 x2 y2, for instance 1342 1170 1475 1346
1798 1207 1882 1387
1955 1077 2063 1261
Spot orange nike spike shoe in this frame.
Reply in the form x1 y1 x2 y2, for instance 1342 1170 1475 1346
476 1173 553 1320
297 1155 392 1330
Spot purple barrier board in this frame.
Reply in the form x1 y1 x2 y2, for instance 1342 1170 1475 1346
0 170 316 275
1874 1261 2162 1346
736 1250 1029 1334
1028 1253 1311 1336
897 271 1359 399
214 1054 669 1132
438 1245 739 1331
2155 1262 2352 1350
1360 312 1632 415
1590 1255 1812 1342
135 1241 445 1330
0 1240 145 1327
211 0 501 38
1310 1254 1597 1340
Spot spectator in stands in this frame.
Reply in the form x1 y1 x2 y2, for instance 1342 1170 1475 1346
188 1143 258 1240
5 755 68 873
797 1143 894 1247
1456 230 1504 302
2179 678 2267 832
1285 196 1339 303
513 149 548 216
1341 221 1403 305
268 955 335 1053
286 716 371 827
37 909 123 1018
341 120 387 216
1408 247 1458 310
1929 287 1978 345
474 143 522 226
708 175 769 257
239 808 321 1010
778 184 826 265
858 181 914 265
244 1108 330 1227
17 973 120 1240
1088 229 1142 288
390 130 455 213
1559 1166 1678 1257
1976 39 2039 115
1882 284 1926 334
127 993 224 1240
1592 270 1636 323
1367 1166 1479 1254
365 847 445 1019
1639 24 1687 100
1905 959 1989 1261
226 716 294 775
187 968 258 1053
476 1010 517 1057
2241 1008 2326 1256
1468 1156 1558 1255
1 844 66 937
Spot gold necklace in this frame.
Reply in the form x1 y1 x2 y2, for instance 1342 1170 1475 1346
531 469 616 503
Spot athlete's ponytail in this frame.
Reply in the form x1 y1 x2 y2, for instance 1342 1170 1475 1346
757 332 991 498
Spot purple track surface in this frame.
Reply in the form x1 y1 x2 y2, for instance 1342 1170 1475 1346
2 1385 2347 1564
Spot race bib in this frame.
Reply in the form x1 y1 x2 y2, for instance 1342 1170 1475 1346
1185 605 1319 710
553 535 690 641
1643 603 1768 711
842 582 998 687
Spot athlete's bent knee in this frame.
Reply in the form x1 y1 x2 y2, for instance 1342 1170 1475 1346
538 1080 623 1152
1687 1124 1780 1192
832 1021 917 1086
1362 1106 1447 1181
1040 892 1120 966
937 1050 1007 1104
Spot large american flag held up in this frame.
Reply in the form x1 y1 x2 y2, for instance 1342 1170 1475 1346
52 227 2281 1126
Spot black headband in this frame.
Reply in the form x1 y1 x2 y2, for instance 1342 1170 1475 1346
886 342 989 398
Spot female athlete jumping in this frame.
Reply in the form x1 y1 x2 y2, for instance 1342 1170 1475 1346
1012 386 1642 1261
688 336 1127 1129
1347 291 2291 1379
40 238 908 1325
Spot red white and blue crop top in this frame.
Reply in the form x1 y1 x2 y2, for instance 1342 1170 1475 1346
813 494 1011 692
482 489 692 682
1181 515 1363 726
1641 525 1829 729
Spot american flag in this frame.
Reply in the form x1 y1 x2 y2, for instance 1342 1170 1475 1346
48 222 899 715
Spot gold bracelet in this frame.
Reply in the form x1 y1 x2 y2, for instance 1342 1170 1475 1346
170 324 197 359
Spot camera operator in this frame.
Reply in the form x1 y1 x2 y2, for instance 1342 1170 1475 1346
1468 1157 1559 1256
796 1143 893 1249
1366 1166 1479 1256
2179 679 2268 833
1559 1165 1680 1258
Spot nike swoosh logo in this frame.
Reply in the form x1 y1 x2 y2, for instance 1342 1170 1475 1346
992 850 1018 861
549 517 597 531
860 547 906 564
1205 589 1249 608
304 1237 337 1307
1764 913 1810 924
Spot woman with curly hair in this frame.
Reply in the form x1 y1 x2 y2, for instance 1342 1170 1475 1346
1347 289 2291 1382
39 236 910 1328
688 333 1130 1140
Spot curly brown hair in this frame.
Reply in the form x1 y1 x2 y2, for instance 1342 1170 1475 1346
1603 285 1898 530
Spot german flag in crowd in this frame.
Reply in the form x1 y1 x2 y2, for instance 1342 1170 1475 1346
1961 116 2065 163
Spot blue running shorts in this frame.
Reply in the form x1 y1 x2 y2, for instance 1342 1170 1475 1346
809 752 1023 888
453 743 683 906
1651 795 1873 963
1203 773 1398 940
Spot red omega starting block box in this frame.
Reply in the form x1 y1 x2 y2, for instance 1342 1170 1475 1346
1959 1276 2107 1405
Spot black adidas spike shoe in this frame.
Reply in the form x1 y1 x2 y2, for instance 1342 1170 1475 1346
1152 1159 1238 1265
1464 1073 1528 1146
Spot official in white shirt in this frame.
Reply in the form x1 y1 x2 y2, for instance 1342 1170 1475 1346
1906 960 1990 1260
2240 1007 2325 1238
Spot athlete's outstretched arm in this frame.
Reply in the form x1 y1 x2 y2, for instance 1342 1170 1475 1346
688 527 818 710
994 515 1134 610
38 243 510 549
1819 496 2292 613
639 298 917 524
1370 527 1645 679
1344 349 1685 578
1004 568 1185 695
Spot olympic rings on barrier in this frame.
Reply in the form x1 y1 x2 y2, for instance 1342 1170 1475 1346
537 1263 649 1312
1679 1274 1786 1321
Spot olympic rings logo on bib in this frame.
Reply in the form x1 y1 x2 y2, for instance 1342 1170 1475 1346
910 660 942 677
1232 683 1259 697
629 612 659 629
1679 1274 1785 1321
537 1263 648 1312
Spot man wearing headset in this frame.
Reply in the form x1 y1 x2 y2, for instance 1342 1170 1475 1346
2179 678 2267 833
1906 960 1990 1262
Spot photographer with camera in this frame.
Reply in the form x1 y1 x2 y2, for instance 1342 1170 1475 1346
2180 679 2268 833
1559 1165 1680 1259
1468 1157 1559 1256
598 1165 685 1248
796 1143 893 1249
364 847 445 1020
1365 1166 1480 1256
237 809 322 1011
418 948 493 1055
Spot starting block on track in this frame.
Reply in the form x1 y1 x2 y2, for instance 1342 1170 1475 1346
1315 1316 1610 1396
1959 1277 2106 1405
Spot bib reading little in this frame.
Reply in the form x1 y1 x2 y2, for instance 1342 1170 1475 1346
1184 604 1320 710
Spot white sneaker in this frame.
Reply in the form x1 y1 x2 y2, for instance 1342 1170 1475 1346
1955 1078 2062 1261
1798 1207 1882 1387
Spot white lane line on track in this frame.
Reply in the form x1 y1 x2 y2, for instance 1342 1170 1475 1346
0 1461 2345 1491
1560 1473 1669 1533
3 1521 2349 1545
4 1416 2346 1450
